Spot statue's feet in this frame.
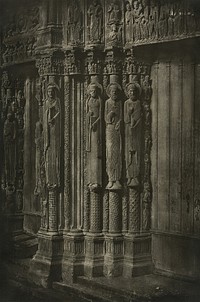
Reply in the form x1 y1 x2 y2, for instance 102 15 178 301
89 183 100 192
129 177 139 187
106 181 113 189
111 181 122 190
127 178 131 185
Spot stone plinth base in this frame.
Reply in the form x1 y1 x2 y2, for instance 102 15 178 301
62 231 84 283
4 213 24 234
84 234 104 277
123 234 152 277
29 231 63 288
104 235 124 277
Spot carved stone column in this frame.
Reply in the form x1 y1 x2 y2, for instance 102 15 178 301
83 50 105 277
123 52 152 277
103 49 124 277
30 51 64 287
62 49 85 283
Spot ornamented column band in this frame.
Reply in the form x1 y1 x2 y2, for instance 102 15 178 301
109 191 121 234
48 185 58 232
64 75 71 231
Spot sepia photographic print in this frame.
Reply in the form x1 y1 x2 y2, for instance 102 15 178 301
0 0 200 301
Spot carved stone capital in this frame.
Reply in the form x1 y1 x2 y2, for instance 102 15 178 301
104 49 123 75
85 49 103 76
36 51 64 76
64 50 82 75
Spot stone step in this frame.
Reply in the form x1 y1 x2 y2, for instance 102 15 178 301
7 276 88 302
53 281 113 302
77 276 148 302
13 232 36 243
14 233 38 259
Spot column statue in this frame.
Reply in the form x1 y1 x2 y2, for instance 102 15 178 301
105 82 122 190
124 82 142 187
43 83 61 187
86 82 103 191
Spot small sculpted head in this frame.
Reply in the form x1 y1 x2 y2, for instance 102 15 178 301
110 85 118 101
126 83 141 101
89 84 97 98
47 86 55 100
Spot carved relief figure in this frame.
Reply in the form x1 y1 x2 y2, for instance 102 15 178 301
142 182 151 230
16 90 25 129
3 113 17 186
125 1 133 43
133 0 142 41
174 6 183 36
108 23 122 45
107 0 121 24
158 4 168 38
86 82 103 191
124 83 142 187
41 199 48 229
150 0 159 38
105 83 122 190
168 6 174 37
43 83 61 187
87 0 103 43
67 0 83 44
140 15 148 40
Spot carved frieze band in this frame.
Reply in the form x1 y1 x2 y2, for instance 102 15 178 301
2 0 200 67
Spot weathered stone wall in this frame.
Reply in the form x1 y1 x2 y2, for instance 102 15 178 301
150 41 200 280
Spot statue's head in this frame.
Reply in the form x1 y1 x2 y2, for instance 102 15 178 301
10 99 17 112
17 90 23 99
89 84 97 98
7 112 13 121
133 0 139 9
126 1 131 11
47 82 59 100
47 86 55 99
126 82 141 100
107 82 122 101
88 82 102 98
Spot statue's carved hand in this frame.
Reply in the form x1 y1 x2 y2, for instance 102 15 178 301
48 118 54 126
107 111 115 123
131 120 136 128
91 122 97 131
115 120 121 130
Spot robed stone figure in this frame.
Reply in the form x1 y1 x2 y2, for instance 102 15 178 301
105 82 122 190
86 82 103 191
87 0 103 43
43 83 61 187
124 82 142 187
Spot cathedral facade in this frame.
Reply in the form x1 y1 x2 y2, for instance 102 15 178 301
1 0 200 288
